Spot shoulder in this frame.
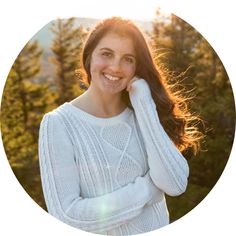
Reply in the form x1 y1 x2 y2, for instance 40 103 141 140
40 103 69 129
39 104 75 143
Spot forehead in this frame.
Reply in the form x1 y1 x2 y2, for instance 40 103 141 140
95 32 135 55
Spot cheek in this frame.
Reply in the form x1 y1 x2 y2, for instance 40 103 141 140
124 64 136 78
121 65 136 88
90 58 107 75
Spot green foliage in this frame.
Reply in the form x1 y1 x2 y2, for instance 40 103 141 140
1 18 88 211
50 17 87 105
166 183 210 222
1 41 48 210
152 13 235 222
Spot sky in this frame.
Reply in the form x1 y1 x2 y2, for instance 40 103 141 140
0 0 236 236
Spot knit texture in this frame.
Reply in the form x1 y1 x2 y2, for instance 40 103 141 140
38 79 189 235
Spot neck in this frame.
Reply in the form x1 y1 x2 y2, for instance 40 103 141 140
76 86 127 118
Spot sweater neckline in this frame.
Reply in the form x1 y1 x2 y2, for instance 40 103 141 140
63 102 132 125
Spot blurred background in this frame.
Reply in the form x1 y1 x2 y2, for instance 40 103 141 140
0 8 235 223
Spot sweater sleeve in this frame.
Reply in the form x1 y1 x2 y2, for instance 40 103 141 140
38 112 161 233
129 79 189 196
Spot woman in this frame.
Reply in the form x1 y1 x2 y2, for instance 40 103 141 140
39 17 202 235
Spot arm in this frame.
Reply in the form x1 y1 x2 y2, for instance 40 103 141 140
38 112 160 233
129 78 189 196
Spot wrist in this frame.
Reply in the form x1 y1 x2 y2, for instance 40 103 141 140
129 78 152 99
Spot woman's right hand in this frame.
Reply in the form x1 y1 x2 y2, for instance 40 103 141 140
126 76 141 92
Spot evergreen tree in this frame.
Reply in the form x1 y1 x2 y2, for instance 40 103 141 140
152 13 201 74
1 41 47 209
189 36 235 188
151 11 235 222
50 17 87 105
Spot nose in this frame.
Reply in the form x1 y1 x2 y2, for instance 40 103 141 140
109 58 122 74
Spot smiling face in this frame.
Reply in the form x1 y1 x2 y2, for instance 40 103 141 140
89 32 136 95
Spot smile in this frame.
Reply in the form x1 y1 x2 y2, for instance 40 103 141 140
103 73 121 81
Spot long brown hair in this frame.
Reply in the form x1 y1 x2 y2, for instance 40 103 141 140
81 17 203 154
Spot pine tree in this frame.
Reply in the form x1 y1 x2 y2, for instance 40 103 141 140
154 14 195 69
151 10 235 222
189 35 235 189
1 41 47 209
50 17 87 105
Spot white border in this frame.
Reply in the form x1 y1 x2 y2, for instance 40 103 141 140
0 1 235 235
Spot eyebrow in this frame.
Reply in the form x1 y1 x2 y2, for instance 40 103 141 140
100 47 136 58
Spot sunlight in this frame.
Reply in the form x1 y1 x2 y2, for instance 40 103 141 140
69 0 174 21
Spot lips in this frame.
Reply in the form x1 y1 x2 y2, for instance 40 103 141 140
103 73 121 81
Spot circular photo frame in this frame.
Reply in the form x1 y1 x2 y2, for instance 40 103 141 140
0 2 235 236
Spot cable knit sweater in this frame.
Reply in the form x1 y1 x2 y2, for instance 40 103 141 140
38 79 189 235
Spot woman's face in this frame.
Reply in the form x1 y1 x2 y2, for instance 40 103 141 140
89 32 136 95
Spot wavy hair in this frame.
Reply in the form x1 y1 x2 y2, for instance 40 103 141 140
80 17 203 154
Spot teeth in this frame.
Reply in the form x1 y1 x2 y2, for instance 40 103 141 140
104 73 120 81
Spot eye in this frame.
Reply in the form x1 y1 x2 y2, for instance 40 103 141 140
124 57 135 64
102 51 112 58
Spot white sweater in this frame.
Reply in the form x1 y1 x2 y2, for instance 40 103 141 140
38 79 189 235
